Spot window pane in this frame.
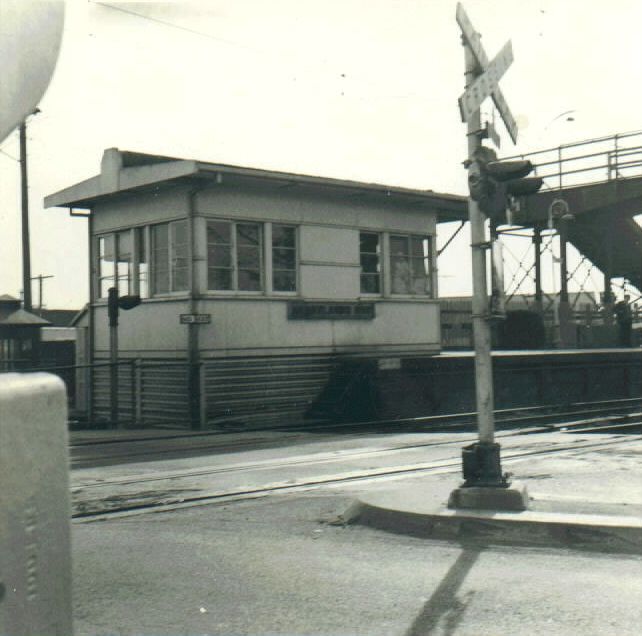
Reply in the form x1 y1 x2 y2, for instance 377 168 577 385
170 223 188 291
360 232 379 253
272 224 296 292
209 268 232 290
390 236 408 256
273 271 296 292
272 225 295 248
116 230 133 295
411 237 425 257
238 269 261 291
361 274 380 294
208 221 231 244
236 223 260 246
173 266 188 292
237 245 260 269
208 244 232 267
154 268 169 294
272 247 296 270
412 275 430 295
152 224 169 294
361 254 379 274
391 256 411 294
136 227 149 299
98 235 115 298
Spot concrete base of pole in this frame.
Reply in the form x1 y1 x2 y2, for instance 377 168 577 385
448 481 530 512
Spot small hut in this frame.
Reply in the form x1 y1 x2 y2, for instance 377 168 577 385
0 295 51 370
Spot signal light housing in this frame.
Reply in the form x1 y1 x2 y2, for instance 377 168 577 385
468 148 544 224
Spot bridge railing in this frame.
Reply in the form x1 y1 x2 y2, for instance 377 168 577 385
504 130 642 191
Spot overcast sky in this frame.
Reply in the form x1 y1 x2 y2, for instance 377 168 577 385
1 0 641 308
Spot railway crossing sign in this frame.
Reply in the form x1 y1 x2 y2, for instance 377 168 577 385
458 40 513 124
456 3 519 144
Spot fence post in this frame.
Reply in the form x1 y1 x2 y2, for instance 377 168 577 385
199 361 207 429
188 361 202 430
134 358 143 427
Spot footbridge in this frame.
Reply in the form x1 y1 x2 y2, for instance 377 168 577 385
509 130 642 296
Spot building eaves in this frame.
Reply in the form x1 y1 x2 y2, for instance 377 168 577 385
44 149 468 221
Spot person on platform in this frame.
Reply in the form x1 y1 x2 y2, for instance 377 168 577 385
614 294 633 347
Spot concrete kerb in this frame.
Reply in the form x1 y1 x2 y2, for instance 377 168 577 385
341 488 642 555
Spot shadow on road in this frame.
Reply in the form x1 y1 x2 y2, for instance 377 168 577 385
404 546 481 636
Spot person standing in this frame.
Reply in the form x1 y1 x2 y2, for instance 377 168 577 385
614 294 633 347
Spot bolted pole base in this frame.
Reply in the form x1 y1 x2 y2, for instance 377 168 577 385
462 442 509 488
448 442 530 511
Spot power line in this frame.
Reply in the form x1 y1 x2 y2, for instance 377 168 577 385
93 2 264 54
91 1 402 97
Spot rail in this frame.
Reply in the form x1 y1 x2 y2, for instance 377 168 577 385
504 129 642 191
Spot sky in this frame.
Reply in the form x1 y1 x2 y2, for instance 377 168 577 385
1 0 641 309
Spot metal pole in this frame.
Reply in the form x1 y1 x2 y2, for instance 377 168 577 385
19 122 32 312
464 39 495 446
559 223 569 303
108 287 119 428
533 226 543 312
110 323 118 428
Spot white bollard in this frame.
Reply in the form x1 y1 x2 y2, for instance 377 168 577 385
0 373 73 636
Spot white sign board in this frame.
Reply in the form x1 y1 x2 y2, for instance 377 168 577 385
456 3 519 144
0 373 72 636
459 40 513 123
180 313 211 324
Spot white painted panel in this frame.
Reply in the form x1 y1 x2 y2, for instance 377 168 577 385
300 264 360 299
93 300 190 354
196 298 440 355
299 226 358 264
0 373 72 636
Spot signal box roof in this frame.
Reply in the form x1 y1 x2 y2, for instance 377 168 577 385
44 148 468 223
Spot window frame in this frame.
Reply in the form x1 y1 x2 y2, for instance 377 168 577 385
359 231 382 296
270 223 298 295
96 226 152 300
388 233 433 297
150 219 189 296
206 219 265 294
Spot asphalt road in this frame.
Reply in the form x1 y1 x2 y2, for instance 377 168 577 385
73 491 642 636
69 430 642 635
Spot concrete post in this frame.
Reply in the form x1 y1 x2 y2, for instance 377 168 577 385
0 373 73 635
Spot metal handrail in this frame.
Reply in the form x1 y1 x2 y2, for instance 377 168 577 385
502 129 642 191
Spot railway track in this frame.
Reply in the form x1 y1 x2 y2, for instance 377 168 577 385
72 421 641 521
70 398 642 468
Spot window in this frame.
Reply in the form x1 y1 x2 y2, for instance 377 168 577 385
135 227 149 298
360 232 381 294
115 230 133 295
272 224 297 292
390 234 432 295
98 235 115 298
207 221 263 291
97 229 149 299
151 220 188 294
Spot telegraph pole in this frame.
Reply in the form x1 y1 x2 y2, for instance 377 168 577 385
19 120 32 312
31 274 54 314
